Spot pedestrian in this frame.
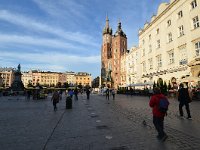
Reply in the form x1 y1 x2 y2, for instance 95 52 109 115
27 90 31 100
51 90 60 111
111 88 115 100
105 88 110 101
149 87 169 141
86 88 90 100
59 90 62 100
148 87 153 99
74 87 79 100
177 83 192 119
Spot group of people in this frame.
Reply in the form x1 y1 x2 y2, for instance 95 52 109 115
105 88 116 101
149 83 192 142
51 84 193 142
51 88 92 111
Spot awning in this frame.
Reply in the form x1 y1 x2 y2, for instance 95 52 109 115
180 76 200 82
130 82 154 87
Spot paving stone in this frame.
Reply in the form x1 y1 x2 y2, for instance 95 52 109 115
1 94 200 149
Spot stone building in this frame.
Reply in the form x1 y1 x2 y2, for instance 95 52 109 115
137 0 200 87
0 73 2 87
22 71 65 87
65 71 76 85
126 46 141 85
101 16 127 89
0 67 14 88
74 72 92 87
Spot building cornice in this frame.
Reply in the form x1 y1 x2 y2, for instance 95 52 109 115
139 0 180 36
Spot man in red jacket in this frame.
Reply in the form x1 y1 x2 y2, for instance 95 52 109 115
149 87 169 141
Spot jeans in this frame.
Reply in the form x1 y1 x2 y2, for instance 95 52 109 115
153 116 165 138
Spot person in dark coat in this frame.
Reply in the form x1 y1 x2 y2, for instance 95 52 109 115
149 87 169 141
51 90 59 111
86 88 90 100
105 89 110 101
178 83 192 119
74 88 78 100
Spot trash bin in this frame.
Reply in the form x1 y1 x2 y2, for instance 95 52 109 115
66 96 72 109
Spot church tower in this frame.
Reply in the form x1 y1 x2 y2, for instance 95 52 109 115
112 20 127 89
101 16 113 87
101 17 127 89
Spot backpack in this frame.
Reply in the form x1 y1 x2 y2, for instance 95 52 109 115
158 97 169 113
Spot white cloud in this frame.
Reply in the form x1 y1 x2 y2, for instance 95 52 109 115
0 10 98 47
32 0 88 20
0 50 100 65
0 34 87 51
0 50 100 76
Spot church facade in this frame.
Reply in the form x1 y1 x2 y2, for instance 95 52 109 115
101 16 127 89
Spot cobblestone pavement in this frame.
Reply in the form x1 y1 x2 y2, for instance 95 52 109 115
0 94 200 150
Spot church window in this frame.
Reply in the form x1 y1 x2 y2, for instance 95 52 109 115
123 41 125 45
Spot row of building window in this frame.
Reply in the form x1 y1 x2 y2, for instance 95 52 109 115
142 40 200 57
143 15 199 44
76 77 90 80
141 41 200 72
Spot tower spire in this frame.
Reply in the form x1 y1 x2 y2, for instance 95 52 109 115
103 14 112 35
106 14 109 28
114 19 126 38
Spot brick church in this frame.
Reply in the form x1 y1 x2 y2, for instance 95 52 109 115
101 16 127 89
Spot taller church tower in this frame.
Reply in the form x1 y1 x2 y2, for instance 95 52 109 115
101 17 127 89
101 16 113 87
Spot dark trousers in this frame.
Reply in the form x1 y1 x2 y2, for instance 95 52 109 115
86 93 90 100
53 101 57 111
112 94 115 100
74 94 78 100
153 116 165 138
179 102 191 118
106 94 109 100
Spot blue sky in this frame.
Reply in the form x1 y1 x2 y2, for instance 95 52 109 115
0 0 168 78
